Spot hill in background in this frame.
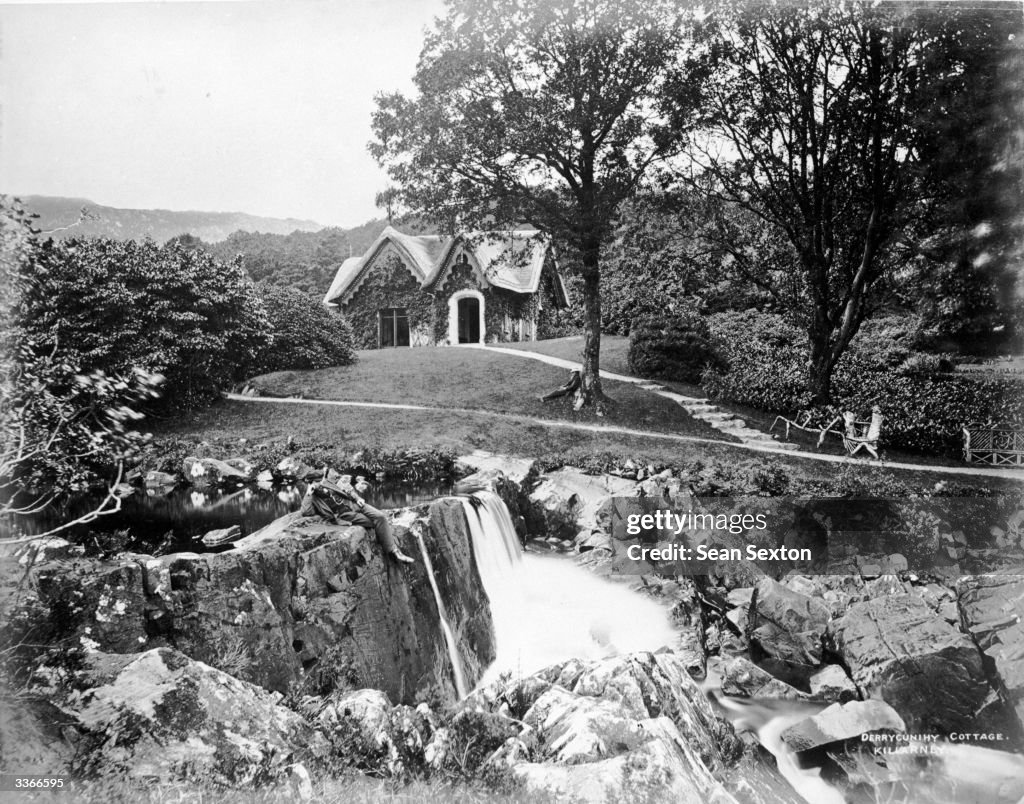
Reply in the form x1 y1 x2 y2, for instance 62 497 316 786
22 195 325 244
17 195 438 295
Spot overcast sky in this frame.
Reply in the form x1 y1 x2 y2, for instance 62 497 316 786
0 0 447 227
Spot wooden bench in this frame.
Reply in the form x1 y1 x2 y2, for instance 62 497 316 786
963 424 1024 467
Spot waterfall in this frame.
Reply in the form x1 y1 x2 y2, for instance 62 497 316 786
460 490 677 687
413 530 469 699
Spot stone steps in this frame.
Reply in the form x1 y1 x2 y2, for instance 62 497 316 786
638 383 802 452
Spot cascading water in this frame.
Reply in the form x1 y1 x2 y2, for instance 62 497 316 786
459 490 678 687
455 491 1024 804
413 530 470 698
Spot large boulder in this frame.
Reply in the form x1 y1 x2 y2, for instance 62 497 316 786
26 499 494 703
780 700 906 753
749 577 830 668
476 651 742 804
51 648 326 786
456 451 536 490
828 594 993 732
956 570 1024 736
720 657 811 701
527 468 636 540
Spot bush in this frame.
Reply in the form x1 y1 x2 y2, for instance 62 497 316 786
1 200 164 509
627 313 724 383
251 285 357 375
703 310 1024 456
702 311 809 410
19 237 269 409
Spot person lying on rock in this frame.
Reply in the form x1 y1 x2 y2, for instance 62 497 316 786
300 468 415 563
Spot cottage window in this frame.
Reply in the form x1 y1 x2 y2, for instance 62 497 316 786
379 307 410 347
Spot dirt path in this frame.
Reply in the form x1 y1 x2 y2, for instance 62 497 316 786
225 393 1024 481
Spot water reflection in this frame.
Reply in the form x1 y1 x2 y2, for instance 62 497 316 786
12 480 453 553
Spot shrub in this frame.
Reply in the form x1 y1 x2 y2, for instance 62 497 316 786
1 200 164 511
251 285 357 375
896 352 955 376
703 311 809 410
19 237 269 409
627 313 724 383
703 310 1024 456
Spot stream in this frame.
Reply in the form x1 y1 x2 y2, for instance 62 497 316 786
20 484 1023 802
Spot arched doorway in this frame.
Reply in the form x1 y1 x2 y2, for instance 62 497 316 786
448 290 485 345
457 297 480 343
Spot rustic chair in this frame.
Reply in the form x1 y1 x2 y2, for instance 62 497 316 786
770 407 844 447
842 406 883 459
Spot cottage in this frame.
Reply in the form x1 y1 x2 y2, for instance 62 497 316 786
323 226 571 348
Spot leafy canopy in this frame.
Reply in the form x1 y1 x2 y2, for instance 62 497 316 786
370 0 704 251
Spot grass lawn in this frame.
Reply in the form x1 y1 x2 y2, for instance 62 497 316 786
246 345 731 442
154 396 1019 490
498 337 979 470
498 335 634 376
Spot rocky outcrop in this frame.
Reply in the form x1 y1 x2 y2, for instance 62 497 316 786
828 594 993 732
957 570 1024 737
749 577 829 668
50 648 326 786
466 650 742 804
26 499 494 703
721 657 812 701
527 467 636 541
780 701 905 753
808 665 858 704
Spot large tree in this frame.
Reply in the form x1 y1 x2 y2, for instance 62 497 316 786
370 0 707 409
683 0 1022 403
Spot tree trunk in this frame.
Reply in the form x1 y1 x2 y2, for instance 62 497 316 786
807 351 833 407
806 322 835 407
575 263 606 413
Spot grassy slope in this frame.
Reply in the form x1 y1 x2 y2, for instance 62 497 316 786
246 345 730 442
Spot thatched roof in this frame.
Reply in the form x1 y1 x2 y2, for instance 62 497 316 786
324 226 568 307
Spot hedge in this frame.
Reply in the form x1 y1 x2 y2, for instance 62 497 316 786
702 311 1024 456
627 313 724 384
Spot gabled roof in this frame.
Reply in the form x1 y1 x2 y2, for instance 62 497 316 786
323 226 450 306
324 226 568 307
424 231 552 295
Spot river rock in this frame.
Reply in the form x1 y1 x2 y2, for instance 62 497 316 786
276 456 317 480
527 468 636 540
780 700 906 753
144 470 177 488
456 451 536 489
956 569 1024 735
808 665 858 703
749 577 829 667
828 593 992 732
201 525 241 546
49 648 326 786
26 499 495 703
721 657 810 701
318 688 393 748
477 651 741 804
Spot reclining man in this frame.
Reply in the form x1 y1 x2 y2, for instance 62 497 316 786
300 468 415 563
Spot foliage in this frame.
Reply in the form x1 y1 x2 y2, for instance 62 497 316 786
19 237 270 410
1 198 164 532
188 226 376 295
251 285 356 374
140 437 460 483
703 310 1024 455
370 0 710 407
344 253 435 349
627 313 724 384
682 1 1023 402
600 192 774 335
